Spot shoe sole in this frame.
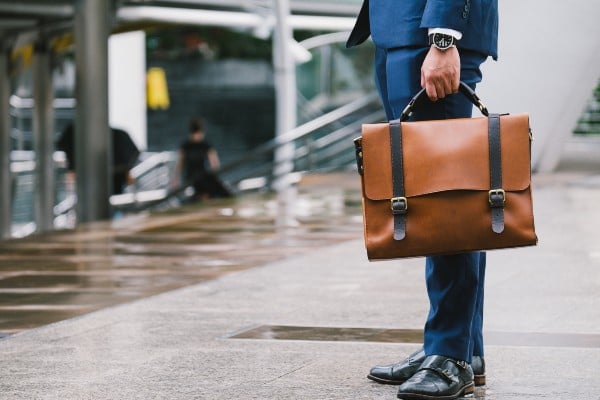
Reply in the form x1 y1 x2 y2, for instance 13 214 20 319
474 374 486 386
367 374 408 385
397 382 475 400
369 374 486 387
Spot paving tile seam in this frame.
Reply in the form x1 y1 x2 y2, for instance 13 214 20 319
0 305 96 311
226 327 600 348
0 287 139 294
222 338 600 351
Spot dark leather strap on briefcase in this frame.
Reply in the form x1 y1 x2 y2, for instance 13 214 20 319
389 120 407 240
488 113 505 234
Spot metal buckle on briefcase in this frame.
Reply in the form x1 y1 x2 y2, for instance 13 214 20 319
488 189 506 207
390 197 408 214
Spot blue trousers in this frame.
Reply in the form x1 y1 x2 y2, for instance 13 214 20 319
374 46 488 363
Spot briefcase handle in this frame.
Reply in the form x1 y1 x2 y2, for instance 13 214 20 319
400 81 489 121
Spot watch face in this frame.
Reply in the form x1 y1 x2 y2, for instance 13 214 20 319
433 33 454 49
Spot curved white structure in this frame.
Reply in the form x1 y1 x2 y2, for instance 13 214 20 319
477 0 600 172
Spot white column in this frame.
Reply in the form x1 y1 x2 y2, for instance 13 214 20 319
477 0 600 172
109 31 147 150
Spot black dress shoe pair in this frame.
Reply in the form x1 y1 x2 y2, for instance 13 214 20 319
367 348 486 386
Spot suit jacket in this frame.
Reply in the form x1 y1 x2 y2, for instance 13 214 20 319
346 0 498 60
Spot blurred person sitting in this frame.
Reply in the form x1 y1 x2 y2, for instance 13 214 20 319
174 118 232 201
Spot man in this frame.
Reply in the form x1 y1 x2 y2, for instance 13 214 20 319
346 1 498 399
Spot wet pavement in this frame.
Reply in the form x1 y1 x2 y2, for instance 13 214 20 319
0 173 363 336
0 168 600 399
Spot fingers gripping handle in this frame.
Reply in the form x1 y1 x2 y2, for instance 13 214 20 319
400 81 489 122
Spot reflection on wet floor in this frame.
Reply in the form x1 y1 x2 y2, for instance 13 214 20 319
229 325 600 348
0 174 364 337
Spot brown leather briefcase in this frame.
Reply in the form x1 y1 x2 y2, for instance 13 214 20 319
354 83 538 260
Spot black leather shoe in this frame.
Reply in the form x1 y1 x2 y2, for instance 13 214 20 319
367 349 426 384
396 355 474 400
472 355 486 386
368 349 486 387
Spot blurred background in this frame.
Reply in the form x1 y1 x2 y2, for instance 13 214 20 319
0 0 598 238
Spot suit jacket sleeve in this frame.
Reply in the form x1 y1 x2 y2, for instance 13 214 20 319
420 0 471 32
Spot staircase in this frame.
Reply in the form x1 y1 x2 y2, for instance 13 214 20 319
574 81 600 135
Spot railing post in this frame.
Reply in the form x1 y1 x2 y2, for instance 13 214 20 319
271 0 297 191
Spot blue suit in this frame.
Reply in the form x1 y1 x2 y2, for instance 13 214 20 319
347 0 498 60
348 0 498 363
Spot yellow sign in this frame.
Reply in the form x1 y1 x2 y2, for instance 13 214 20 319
146 67 170 110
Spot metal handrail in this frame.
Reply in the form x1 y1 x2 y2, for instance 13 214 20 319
9 152 73 235
293 109 385 162
129 151 176 181
219 92 379 175
218 93 382 192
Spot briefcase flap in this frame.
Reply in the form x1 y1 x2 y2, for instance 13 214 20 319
361 113 531 201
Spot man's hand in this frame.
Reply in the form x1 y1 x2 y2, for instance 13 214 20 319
420 46 460 101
